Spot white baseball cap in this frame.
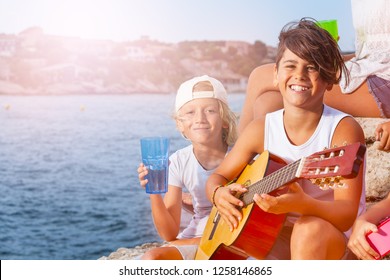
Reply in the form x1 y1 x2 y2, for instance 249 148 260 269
175 75 228 112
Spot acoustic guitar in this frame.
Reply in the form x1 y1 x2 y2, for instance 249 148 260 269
195 142 366 260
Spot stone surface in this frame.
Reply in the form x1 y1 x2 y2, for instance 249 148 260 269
100 117 390 260
98 243 164 260
356 118 390 200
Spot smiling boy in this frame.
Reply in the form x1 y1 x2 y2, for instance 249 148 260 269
206 19 366 260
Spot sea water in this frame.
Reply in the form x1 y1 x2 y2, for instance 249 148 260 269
0 93 245 259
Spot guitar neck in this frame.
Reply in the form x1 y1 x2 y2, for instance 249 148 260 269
240 160 301 206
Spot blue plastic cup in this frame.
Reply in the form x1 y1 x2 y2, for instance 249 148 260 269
140 137 170 194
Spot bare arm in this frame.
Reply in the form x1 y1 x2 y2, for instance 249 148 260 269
238 64 280 134
327 117 366 231
149 186 182 241
207 118 265 230
342 52 355 61
137 163 182 241
348 194 390 259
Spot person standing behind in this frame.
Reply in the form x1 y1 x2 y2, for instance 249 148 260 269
206 18 366 259
348 193 390 259
238 0 390 152
137 75 238 259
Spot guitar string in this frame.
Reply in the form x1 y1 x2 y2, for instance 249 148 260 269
240 160 301 206
239 155 344 206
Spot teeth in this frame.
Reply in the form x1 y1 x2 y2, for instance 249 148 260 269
290 85 308 92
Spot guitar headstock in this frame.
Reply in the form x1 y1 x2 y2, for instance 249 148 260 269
296 142 366 190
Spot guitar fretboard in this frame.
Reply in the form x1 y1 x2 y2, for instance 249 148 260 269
240 160 301 206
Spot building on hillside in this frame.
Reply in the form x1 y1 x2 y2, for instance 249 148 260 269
0 34 17 57
218 74 247 93
0 58 14 81
32 63 93 84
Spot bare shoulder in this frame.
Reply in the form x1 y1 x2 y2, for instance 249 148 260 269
249 65 264 79
248 63 274 82
332 116 365 146
244 117 266 137
246 66 264 92
237 117 266 154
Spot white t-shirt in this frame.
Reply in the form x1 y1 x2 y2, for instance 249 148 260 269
168 145 214 239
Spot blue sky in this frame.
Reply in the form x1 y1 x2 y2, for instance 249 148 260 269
0 0 355 50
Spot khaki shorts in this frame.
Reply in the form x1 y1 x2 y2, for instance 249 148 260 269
169 244 198 260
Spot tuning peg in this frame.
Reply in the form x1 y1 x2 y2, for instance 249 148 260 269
331 182 348 189
311 178 320 185
328 177 338 185
312 178 330 185
323 178 331 184
319 184 329 190
338 183 348 189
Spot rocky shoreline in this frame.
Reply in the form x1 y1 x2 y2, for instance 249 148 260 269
99 117 390 260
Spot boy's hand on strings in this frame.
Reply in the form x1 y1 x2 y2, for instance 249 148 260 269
253 182 305 214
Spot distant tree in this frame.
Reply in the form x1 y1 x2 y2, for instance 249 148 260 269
227 55 257 77
252 40 268 62
177 42 194 58
227 46 238 57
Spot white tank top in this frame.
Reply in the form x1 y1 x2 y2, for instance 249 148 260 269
264 105 366 236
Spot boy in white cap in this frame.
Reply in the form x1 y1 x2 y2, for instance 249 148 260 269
137 75 238 259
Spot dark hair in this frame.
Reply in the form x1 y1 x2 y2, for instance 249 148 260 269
275 18 349 85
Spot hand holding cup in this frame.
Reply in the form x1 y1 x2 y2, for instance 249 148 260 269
140 137 170 194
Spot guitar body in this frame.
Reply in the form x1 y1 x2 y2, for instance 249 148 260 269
195 151 289 260
195 142 366 260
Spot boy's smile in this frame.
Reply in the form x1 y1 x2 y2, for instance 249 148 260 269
289 84 310 93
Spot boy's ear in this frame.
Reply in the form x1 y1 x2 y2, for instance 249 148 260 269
222 121 229 129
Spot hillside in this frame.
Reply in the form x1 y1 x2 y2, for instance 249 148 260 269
0 27 276 94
